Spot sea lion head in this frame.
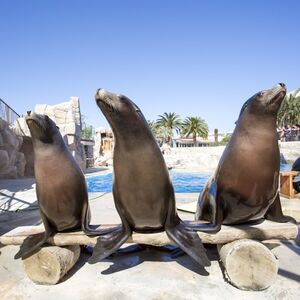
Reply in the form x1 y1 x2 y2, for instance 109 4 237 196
26 113 60 144
95 88 147 134
237 83 286 122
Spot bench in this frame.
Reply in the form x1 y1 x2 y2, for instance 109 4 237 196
280 171 299 199
0 221 298 290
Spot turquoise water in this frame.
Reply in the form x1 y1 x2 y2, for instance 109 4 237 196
86 163 291 193
86 171 211 193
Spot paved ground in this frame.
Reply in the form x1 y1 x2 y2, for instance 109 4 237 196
0 171 300 300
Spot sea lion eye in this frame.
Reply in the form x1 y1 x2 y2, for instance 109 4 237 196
258 92 265 97
135 108 140 113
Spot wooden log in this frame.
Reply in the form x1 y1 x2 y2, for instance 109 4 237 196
22 245 80 285
0 220 298 247
217 239 278 291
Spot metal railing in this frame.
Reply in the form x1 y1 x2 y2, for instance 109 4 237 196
0 98 20 124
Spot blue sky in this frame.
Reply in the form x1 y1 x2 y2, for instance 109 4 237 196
1 0 300 132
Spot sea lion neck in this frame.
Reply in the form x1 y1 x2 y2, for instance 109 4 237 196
32 133 68 160
113 124 158 152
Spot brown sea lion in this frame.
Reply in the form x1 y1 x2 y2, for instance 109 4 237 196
189 83 295 232
90 89 210 267
15 113 113 259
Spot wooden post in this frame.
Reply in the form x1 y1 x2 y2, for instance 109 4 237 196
217 239 278 291
22 245 80 285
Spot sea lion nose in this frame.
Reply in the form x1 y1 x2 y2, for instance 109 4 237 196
27 111 31 116
95 88 103 99
278 83 286 88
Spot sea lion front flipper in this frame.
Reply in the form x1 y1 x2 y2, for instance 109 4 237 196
14 212 53 259
88 225 131 264
165 220 211 267
265 193 296 223
186 179 223 233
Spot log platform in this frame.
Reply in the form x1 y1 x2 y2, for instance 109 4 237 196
0 220 298 289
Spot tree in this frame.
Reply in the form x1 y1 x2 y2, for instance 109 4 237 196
81 125 93 139
181 116 209 146
156 112 181 146
147 119 172 145
147 120 157 133
277 89 300 126
81 115 94 140
220 134 231 145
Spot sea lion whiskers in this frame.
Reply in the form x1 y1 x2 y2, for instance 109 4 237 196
266 84 286 105
98 95 117 113
26 116 48 134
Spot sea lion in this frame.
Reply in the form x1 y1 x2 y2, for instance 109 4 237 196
188 83 295 232
292 157 300 192
15 113 113 259
91 89 210 267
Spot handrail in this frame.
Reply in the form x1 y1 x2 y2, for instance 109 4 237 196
0 98 20 124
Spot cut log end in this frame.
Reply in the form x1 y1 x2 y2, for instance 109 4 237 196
22 245 81 285
218 239 278 291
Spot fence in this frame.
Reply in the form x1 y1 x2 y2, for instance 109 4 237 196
0 98 20 124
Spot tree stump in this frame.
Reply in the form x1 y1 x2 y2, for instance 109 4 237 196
22 245 80 285
217 239 278 291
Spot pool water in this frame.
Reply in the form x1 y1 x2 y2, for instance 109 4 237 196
86 171 211 193
86 163 291 194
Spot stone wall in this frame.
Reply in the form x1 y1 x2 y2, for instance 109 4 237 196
163 141 300 171
279 141 300 164
164 146 226 171
0 118 26 178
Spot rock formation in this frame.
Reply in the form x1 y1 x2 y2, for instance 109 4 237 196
0 118 26 178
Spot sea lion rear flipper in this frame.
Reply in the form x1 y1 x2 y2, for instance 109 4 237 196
165 221 211 267
265 193 296 223
14 213 53 259
165 194 210 267
88 225 131 264
14 231 51 259
186 179 222 232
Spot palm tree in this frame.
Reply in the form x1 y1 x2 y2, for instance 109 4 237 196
147 119 171 145
147 120 157 133
278 89 300 126
181 117 209 146
156 112 181 146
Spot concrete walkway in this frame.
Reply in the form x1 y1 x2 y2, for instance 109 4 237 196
0 174 300 299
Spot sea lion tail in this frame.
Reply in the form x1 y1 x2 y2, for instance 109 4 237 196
166 221 211 267
88 225 131 264
184 220 222 233
82 201 121 235
83 224 122 236
14 230 52 259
